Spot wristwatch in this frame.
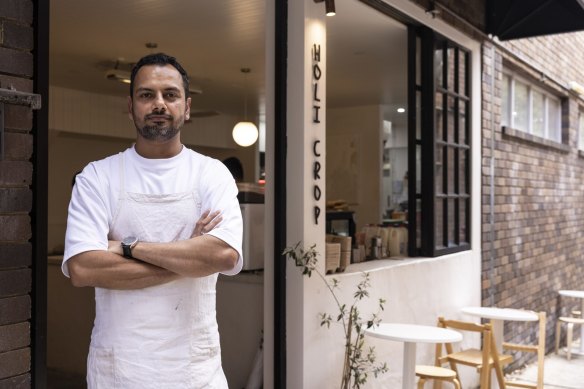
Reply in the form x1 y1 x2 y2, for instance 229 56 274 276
121 236 138 259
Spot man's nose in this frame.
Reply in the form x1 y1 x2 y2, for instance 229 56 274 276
153 92 166 111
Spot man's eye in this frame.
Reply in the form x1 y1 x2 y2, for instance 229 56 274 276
165 92 178 99
139 93 153 99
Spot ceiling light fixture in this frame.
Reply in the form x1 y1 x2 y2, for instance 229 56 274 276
232 68 258 147
314 0 336 16
105 69 203 95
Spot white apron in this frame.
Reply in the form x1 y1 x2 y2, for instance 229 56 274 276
87 153 228 389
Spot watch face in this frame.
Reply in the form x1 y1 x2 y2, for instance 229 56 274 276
122 236 137 246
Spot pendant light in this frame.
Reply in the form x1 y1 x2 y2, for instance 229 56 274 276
232 68 259 147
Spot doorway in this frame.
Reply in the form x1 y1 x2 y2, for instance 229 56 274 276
46 2 267 388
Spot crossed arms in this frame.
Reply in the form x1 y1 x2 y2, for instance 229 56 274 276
67 211 239 290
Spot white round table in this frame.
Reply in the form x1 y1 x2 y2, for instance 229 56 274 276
365 323 462 389
461 307 538 389
559 290 584 355
461 306 538 349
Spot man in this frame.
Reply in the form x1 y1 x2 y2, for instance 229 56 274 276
63 53 243 388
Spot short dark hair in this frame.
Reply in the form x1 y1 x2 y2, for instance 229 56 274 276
130 53 190 98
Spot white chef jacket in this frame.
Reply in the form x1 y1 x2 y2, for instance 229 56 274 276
62 145 243 388
63 144 243 276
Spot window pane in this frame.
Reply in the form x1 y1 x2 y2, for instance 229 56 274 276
435 198 444 249
459 101 467 145
547 98 561 142
447 147 455 194
447 96 456 143
436 146 443 194
435 47 444 88
460 199 469 244
436 92 444 141
448 198 456 247
532 90 545 138
416 198 422 250
416 91 422 139
459 149 467 194
447 47 456 91
513 80 529 132
458 51 467 96
416 37 421 86
416 145 421 193
502 74 510 127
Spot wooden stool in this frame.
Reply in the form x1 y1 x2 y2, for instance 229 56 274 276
556 316 584 360
415 365 460 389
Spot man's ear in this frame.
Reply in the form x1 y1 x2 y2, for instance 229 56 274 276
127 96 134 121
185 96 192 121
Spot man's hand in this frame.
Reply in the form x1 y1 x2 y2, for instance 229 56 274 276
192 210 222 237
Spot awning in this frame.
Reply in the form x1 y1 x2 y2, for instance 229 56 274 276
487 0 584 40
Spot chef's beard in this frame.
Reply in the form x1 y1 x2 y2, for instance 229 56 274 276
136 123 180 141
134 113 184 141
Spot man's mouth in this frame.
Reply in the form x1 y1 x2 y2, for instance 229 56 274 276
146 114 173 122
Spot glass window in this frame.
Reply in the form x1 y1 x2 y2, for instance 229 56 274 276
502 71 562 142
430 40 470 255
411 32 471 257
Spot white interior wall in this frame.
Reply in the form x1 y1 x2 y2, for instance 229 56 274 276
49 86 241 149
326 105 383 230
285 0 483 388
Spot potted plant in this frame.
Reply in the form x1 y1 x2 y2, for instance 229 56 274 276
283 242 388 389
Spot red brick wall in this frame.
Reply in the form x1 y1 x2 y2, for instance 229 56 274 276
482 33 584 369
0 0 34 387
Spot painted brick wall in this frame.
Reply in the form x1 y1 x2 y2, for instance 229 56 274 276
0 0 34 387
482 33 584 370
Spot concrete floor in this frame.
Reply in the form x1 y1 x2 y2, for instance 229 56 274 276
506 345 584 389
46 346 584 389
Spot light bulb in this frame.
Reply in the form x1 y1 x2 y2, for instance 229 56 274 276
232 121 259 147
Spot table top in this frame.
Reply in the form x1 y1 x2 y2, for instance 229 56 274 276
461 306 538 322
364 323 463 344
559 290 584 299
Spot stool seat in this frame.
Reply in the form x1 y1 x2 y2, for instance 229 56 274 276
416 365 457 379
415 365 460 389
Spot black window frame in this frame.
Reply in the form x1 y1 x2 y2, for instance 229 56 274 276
408 26 472 257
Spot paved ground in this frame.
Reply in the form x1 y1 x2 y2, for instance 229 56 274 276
506 347 584 389
47 345 584 389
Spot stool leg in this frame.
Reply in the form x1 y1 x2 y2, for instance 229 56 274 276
417 377 426 389
555 321 561 354
452 378 461 389
567 322 574 361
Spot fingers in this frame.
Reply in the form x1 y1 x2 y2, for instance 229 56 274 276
192 210 222 237
205 214 222 232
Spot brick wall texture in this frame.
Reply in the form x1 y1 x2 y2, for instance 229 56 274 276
0 0 34 387
481 32 584 369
